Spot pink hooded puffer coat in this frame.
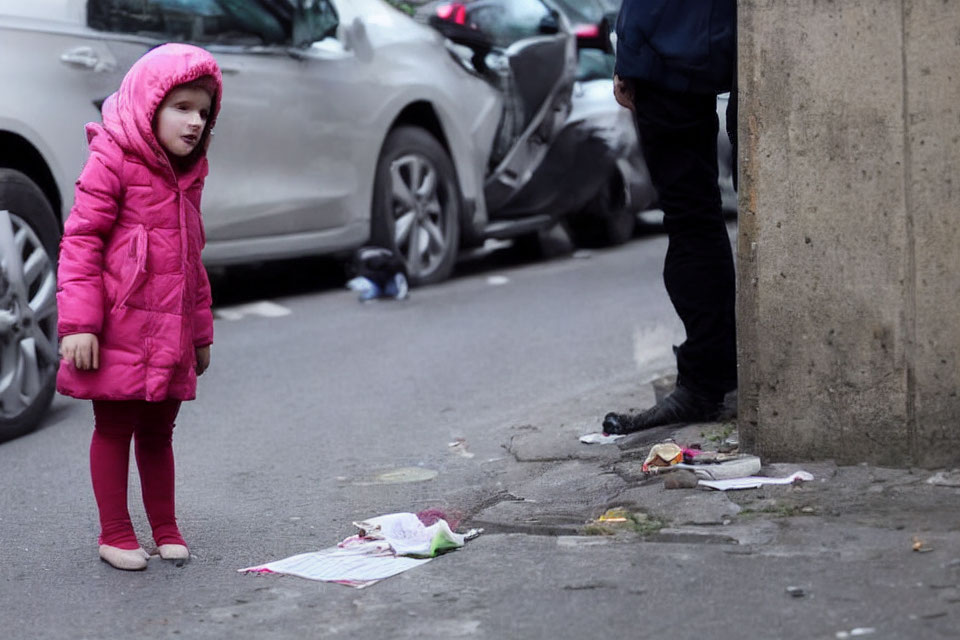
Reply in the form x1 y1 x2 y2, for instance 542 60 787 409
56 44 223 402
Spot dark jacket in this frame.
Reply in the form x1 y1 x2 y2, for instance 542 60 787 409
615 0 735 94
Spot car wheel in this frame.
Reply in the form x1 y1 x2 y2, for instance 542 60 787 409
371 126 461 286
0 169 59 442
568 171 635 247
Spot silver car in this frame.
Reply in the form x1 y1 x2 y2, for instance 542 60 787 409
0 0 576 439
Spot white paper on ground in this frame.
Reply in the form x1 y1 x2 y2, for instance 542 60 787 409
239 513 473 588
239 543 432 583
698 471 814 491
579 432 625 445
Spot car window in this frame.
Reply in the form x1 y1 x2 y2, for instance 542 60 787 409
87 0 292 46
466 0 558 48
548 0 603 26
576 49 614 82
292 0 339 46
382 0 417 16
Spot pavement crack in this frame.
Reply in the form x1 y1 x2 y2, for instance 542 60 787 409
460 490 524 525
562 583 617 591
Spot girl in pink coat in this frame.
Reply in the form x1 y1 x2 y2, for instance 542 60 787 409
57 44 222 571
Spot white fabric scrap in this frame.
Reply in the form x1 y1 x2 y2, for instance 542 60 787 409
579 432 625 445
354 512 465 557
699 471 814 491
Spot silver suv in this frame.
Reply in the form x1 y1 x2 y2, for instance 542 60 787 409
0 0 576 439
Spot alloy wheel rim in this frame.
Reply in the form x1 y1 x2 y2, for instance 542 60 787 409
0 210 58 420
388 154 450 279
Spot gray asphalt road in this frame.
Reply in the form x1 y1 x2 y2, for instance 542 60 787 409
0 228 689 639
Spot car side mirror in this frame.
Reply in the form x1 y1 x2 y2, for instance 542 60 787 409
538 10 560 35
339 17 374 61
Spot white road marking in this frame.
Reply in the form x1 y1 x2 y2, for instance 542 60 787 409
633 323 684 372
214 300 292 321
487 275 510 286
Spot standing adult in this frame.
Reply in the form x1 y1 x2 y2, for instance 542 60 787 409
603 0 738 434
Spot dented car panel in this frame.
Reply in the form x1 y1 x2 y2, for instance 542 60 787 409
412 0 579 229
495 77 655 220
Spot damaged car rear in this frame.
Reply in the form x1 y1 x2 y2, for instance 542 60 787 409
414 0 652 247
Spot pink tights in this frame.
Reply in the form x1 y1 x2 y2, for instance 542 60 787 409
90 400 185 550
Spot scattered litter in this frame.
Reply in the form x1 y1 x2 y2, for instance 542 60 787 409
353 513 477 556
836 628 876 638
801 506 816 514
239 512 481 589
347 246 409 301
579 432 625 445
718 434 739 454
448 438 475 459
642 443 684 472
646 454 763 481
913 537 934 553
786 586 806 598
926 470 960 487
486 275 510 286
585 508 651 535
683 447 704 458
240 542 429 589
698 470 814 491
346 274 408 301
597 508 630 524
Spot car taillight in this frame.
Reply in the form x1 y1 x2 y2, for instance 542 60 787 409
574 24 601 39
436 2 467 25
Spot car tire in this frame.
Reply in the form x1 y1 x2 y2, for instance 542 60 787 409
0 169 59 442
568 171 635 248
371 126 461 286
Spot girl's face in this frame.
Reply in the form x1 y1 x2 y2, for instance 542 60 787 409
155 85 212 158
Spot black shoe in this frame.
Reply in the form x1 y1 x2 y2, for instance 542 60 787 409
602 386 723 435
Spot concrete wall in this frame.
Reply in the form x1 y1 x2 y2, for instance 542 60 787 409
738 0 960 467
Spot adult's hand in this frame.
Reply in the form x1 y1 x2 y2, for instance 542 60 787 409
613 74 635 111
61 333 99 370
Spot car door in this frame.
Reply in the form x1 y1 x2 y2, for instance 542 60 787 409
0 1 146 213
200 1 376 256
85 0 373 264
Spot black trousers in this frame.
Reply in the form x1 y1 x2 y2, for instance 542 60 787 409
631 79 738 400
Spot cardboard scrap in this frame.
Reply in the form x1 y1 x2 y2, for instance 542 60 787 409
699 471 814 491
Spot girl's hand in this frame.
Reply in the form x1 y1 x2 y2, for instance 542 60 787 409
61 333 99 370
195 346 211 376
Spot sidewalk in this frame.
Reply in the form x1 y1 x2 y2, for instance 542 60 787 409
463 375 960 635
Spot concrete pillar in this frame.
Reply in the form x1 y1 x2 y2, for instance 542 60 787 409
738 0 960 467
